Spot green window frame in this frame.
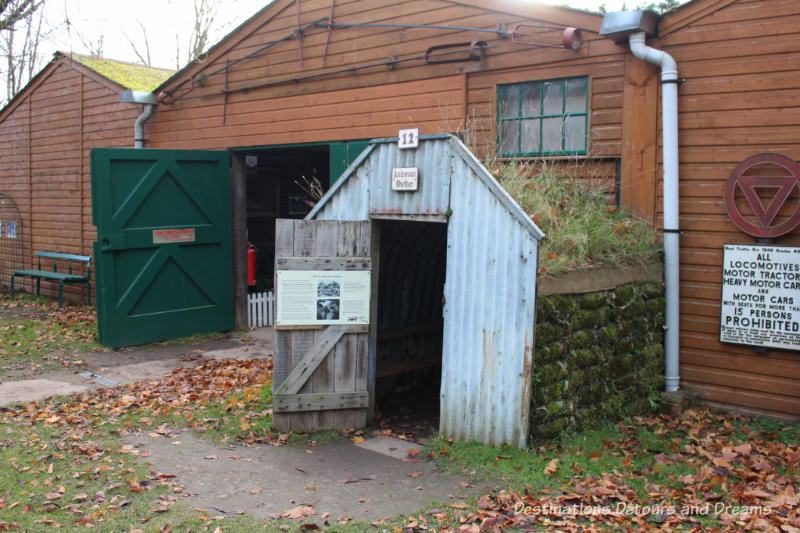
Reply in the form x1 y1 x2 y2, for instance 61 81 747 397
497 76 588 157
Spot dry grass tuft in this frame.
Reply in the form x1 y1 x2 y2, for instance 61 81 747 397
492 160 661 274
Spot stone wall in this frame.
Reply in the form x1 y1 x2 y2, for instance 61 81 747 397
531 270 665 441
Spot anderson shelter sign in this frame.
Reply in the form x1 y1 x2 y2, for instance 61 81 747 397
720 244 800 351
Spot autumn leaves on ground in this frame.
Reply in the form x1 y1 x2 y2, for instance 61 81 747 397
0 295 798 532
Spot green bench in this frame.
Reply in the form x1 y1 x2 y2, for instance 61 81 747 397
10 252 92 307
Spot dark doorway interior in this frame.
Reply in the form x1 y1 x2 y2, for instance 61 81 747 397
244 146 329 290
374 219 447 440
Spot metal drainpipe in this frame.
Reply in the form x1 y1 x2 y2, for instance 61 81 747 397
119 90 158 149
134 105 154 149
628 31 680 392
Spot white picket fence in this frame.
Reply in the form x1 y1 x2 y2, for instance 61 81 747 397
248 290 275 328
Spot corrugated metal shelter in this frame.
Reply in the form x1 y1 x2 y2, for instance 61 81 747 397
272 134 542 448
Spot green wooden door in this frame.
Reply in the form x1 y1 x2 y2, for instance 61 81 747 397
91 148 233 347
329 141 370 185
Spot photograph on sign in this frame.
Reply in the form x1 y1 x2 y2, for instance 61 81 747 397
276 270 370 326
720 244 800 351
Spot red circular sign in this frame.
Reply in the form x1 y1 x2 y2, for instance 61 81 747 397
723 153 800 238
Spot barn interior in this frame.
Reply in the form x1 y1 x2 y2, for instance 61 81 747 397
244 146 329 290
374 219 447 435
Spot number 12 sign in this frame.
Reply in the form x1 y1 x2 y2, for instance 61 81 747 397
398 128 419 149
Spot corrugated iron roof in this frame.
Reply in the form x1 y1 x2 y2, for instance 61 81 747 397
309 135 541 447
69 53 173 92
309 134 543 241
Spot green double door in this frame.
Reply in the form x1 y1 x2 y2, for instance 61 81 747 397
91 149 233 347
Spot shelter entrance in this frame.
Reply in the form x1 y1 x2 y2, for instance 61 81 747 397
240 141 369 292
242 146 330 291
374 218 447 435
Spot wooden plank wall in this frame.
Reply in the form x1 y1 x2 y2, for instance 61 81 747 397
0 99 31 289
0 60 138 302
149 0 625 199
659 0 800 418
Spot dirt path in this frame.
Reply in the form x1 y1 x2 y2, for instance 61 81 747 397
0 329 273 406
0 326 487 522
124 429 486 522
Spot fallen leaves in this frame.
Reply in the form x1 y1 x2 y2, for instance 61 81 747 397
282 505 315 520
0 356 273 529
543 458 559 477
453 408 800 532
403 448 422 464
3 358 272 431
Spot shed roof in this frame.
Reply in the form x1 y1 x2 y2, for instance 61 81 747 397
0 52 174 123
658 0 737 36
69 53 173 92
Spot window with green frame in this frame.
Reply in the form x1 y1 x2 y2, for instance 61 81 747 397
497 77 588 157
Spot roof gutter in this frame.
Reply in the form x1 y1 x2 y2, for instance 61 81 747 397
600 12 681 393
119 90 158 149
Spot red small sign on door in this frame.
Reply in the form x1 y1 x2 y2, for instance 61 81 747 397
153 228 196 244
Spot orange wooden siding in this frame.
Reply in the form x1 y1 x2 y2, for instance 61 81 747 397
0 60 139 302
150 0 622 194
658 0 800 418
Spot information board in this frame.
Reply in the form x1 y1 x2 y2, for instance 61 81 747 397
276 270 370 327
720 244 800 351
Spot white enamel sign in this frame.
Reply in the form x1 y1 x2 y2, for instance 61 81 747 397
391 167 419 191
398 128 419 149
720 244 800 351
276 270 371 326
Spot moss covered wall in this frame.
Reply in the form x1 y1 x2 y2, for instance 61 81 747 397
531 281 665 440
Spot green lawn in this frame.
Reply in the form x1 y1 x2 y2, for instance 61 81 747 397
0 294 103 376
428 409 800 531
1 293 797 532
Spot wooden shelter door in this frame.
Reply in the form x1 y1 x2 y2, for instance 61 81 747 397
272 219 371 432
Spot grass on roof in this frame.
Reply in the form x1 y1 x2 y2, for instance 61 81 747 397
491 160 662 275
70 54 173 92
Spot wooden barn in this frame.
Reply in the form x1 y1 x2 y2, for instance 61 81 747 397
0 53 172 299
139 0 799 420
144 0 624 326
5 0 799 423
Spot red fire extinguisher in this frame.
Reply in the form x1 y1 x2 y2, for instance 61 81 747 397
247 242 257 287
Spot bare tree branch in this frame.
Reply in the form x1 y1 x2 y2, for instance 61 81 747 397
0 0 41 32
187 0 215 61
74 27 103 56
1 0 48 103
123 18 151 66
174 33 180 70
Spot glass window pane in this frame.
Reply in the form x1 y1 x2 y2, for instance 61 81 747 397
542 117 562 152
499 120 519 154
565 78 586 113
520 119 541 153
542 81 563 115
498 85 517 118
521 84 541 116
564 116 586 152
